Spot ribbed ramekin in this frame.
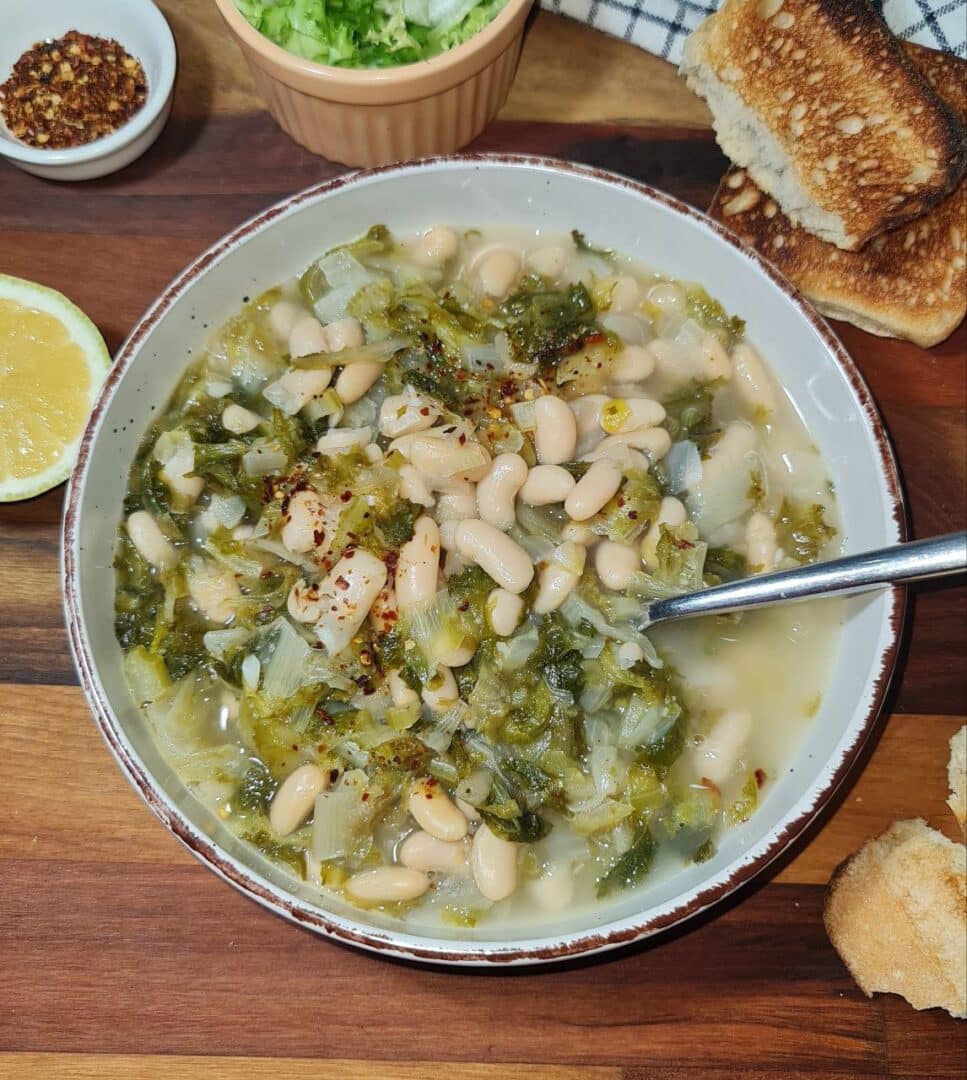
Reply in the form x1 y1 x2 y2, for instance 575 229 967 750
214 0 532 166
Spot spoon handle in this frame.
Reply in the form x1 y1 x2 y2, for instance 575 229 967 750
646 531 967 627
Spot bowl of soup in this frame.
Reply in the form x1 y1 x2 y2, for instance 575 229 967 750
63 156 905 964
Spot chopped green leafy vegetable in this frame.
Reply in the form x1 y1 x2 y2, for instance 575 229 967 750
597 825 656 897
776 500 837 563
499 276 601 368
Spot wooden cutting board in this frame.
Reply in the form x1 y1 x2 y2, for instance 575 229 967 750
0 6 964 1077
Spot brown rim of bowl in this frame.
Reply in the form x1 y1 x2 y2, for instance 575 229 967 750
214 0 533 96
62 154 908 966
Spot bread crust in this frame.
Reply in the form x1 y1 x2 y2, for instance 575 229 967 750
682 0 967 250
949 725 966 836
708 43 967 348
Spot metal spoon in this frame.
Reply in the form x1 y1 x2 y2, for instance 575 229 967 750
641 532 967 629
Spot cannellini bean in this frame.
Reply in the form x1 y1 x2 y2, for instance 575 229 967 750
745 511 778 572
278 367 333 413
232 524 255 541
700 332 732 381
269 299 303 344
409 434 490 484
609 276 641 313
417 226 459 265
408 778 469 842
288 579 324 623
315 427 372 455
476 248 520 298
421 665 459 714
160 462 204 506
731 343 776 415
188 562 241 624
534 395 578 465
646 281 685 312
616 641 644 667
476 453 528 531
313 550 388 656
455 520 534 594
436 484 477 521
526 246 567 279
527 861 574 912
281 489 327 554
562 521 595 545
595 540 640 591
564 459 622 521
363 444 383 464
269 763 330 836
471 823 518 902
368 580 398 634
610 345 655 383
487 587 524 637
395 516 441 614
398 463 435 508
126 511 178 571
438 520 460 552
222 403 261 434
599 397 665 435
323 317 364 353
602 426 672 463
456 798 481 822
335 360 383 404
439 640 476 668
379 391 439 438
399 831 470 873
570 394 609 457
641 496 687 567
456 767 493 808
694 709 752 786
519 464 575 506
289 315 329 358
345 867 430 903
387 669 419 708
692 422 756 492
533 542 586 614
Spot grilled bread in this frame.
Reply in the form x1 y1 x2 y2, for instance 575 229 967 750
681 0 967 250
709 43 967 348
825 819 967 1019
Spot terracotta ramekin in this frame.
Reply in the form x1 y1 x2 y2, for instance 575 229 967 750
214 0 533 166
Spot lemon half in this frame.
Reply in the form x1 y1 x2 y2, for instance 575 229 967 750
0 274 110 502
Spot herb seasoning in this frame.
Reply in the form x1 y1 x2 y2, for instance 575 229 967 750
0 30 147 150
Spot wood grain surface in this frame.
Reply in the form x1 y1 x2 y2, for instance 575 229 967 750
0 3 964 1077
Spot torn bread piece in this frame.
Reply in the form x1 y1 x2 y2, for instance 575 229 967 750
825 819 966 1019
949 725 966 835
681 0 967 250
709 43 967 348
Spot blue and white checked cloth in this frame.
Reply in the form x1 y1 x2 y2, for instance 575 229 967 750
539 0 967 62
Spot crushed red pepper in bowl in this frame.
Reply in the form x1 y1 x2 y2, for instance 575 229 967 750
0 30 148 150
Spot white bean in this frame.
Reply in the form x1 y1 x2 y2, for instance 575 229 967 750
487 587 524 637
731 343 776 415
533 542 586 615
646 281 685 312
379 390 439 438
519 464 575 507
599 397 666 435
313 550 388 656
289 315 329 359
335 360 383 404
526 246 567 279
269 299 303 344
455 520 534 594
126 511 178 571
476 453 528 531
398 464 435 508
564 459 622 521
609 276 640 313
610 345 654 383
282 489 327 554
561 521 595 545
395 516 441 614
368 580 398 634
421 665 459 714
527 861 574 912
607 426 672 463
160 464 203 506
363 443 383 465
222 403 261 434
693 422 756 492
418 226 459 265
436 484 477 523
324 317 364 353
398 831 470 873
438 520 460 553
471 823 518 902
269 763 330 837
534 395 578 465
455 798 481 823
187 561 241 624
641 496 687 567
476 249 520 298
278 367 332 413
745 511 778 572
700 332 732 381
408 778 469 842
409 434 490 484
387 669 419 708
456 767 493 808
595 540 640 591
694 709 752 786
439 640 476 668
288 579 324 623
315 427 372 455
345 866 430 903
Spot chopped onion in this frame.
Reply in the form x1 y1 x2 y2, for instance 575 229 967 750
242 444 288 476
241 654 260 691
600 313 647 345
509 400 536 432
261 618 310 699
203 627 250 661
663 440 702 494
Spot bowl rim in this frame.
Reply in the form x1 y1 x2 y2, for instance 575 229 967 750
213 0 532 90
0 0 177 167
62 154 907 966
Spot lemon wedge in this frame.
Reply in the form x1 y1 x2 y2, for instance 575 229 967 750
0 274 110 502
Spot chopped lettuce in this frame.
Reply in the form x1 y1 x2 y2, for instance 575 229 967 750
776 500 837 563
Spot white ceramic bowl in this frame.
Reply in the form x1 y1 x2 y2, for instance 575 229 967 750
0 0 176 181
63 156 905 965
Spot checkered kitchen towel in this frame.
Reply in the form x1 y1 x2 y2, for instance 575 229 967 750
540 0 967 63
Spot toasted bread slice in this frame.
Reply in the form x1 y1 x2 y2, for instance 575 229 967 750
681 0 967 250
825 819 967 1019
709 43 967 348
949 725 966 836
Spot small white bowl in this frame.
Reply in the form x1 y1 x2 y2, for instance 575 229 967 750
0 0 176 182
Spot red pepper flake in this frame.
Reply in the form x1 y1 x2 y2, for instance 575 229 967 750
340 490 353 503
1 30 148 149
334 575 350 590
754 768 767 788
313 528 327 546
328 768 340 783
